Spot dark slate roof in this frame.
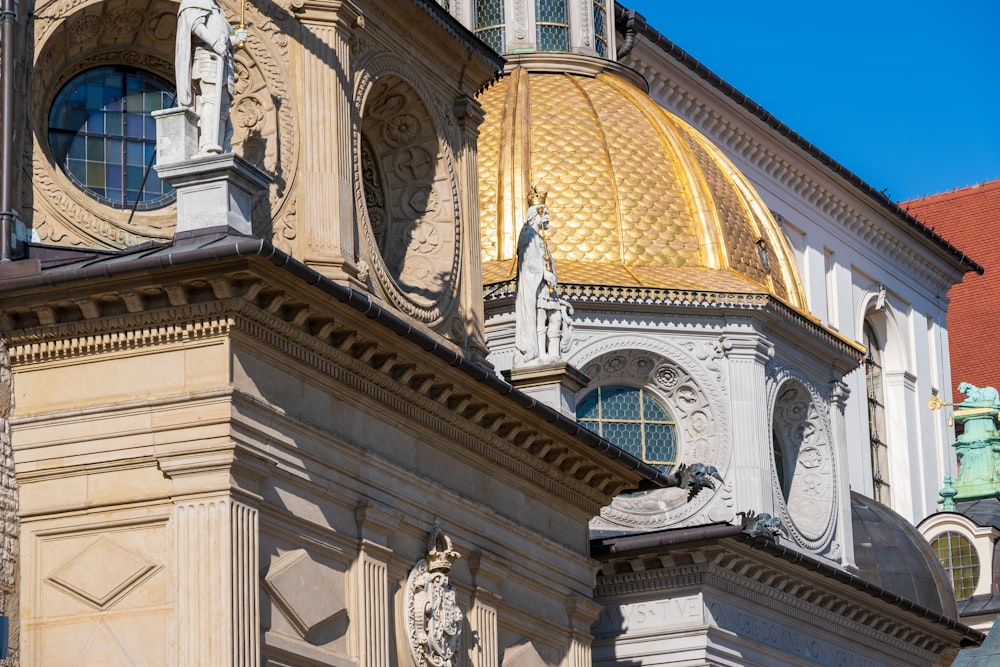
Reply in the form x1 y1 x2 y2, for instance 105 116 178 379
953 499 1000 530
851 491 958 618
954 616 1000 666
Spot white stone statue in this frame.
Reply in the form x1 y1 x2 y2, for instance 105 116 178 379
515 187 572 365
175 0 247 155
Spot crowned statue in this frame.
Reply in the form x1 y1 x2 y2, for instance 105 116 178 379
175 0 247 155
515 185 573 366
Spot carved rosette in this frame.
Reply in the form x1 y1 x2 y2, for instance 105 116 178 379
575 339 733 529
353 54 463 326
768 367 838 552
29 0 298 249
403 529 463 667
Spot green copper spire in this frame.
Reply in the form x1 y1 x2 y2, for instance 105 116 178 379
948 383 1000 501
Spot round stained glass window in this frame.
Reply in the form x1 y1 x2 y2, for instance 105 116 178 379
931 531 980 600
576 385 677 473
48 66 175 211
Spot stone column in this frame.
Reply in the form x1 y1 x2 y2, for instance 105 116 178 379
298 6 361 283
354 501 400 667
175 496 259 666
721 327 774 515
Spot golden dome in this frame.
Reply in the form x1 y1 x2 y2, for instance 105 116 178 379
478 62 808 311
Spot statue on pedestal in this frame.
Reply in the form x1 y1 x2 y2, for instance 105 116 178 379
514 185 572 366
175 0 247 155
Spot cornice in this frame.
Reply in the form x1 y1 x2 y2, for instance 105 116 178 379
621 52 971 295
595 543 959 658
484 282 864 364
0 260 637 509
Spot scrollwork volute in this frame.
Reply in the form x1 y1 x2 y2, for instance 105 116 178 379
403 528 463 667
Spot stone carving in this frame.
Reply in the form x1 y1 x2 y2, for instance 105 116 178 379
354 57 462 325
30 0 298 248
577 344 732 528
515 186 573 366
769 371 837 550
404 527 463 667
175 0 247 154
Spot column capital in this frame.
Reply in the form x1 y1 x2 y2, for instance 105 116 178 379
355 500 400 551
720 331 774 363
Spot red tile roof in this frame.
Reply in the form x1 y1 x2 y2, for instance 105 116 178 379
903 180 1000 395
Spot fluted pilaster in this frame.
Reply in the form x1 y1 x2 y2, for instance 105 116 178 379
354 501 399 667
175 497 259 667
830 380 854 567
721 329 775 513
299 7 359 280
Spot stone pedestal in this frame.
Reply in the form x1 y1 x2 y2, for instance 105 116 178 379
153 108 271 236
506 361 590 418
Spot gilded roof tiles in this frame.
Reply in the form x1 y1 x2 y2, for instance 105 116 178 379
476 66 808 312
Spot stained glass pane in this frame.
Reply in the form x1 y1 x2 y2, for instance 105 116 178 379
576 385 678 471
48 66 175 210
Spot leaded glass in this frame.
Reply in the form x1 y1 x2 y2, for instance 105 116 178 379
536 0 569 52
593 0 608 57
48 66 175 211
931 532 979 600
475 0 505 53
576 385 678 473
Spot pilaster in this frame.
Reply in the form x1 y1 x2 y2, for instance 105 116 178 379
829 380 855 567
298 3 362 282
354 501 400 667
564 595 601 667
721 328 774 514
175 495 260 667
468 551 507 667
453 95 490 362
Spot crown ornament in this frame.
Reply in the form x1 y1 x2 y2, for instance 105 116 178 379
527 183 548 208
426 525 461 573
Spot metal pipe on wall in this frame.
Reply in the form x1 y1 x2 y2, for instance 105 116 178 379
0 0 16 262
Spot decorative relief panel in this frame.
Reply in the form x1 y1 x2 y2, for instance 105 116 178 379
354 55 463 325
573 336 733 529
29 0 298 249
768 368 838 551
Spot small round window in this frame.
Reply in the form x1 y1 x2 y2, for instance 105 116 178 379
931 531 980 600
576 385 677 473
48 66 175 211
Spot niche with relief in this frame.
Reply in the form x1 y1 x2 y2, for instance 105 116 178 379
356 68 461 326
770 377 837 550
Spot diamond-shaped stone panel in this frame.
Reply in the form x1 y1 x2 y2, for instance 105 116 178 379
46 536 160 611
264 548 347 638
502 639 547 667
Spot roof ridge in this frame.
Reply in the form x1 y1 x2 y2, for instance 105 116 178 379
902 178 1000 206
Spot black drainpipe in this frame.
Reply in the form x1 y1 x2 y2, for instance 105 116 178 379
0 0 15 262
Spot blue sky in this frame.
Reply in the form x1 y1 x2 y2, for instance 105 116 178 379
621 1 1000 203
